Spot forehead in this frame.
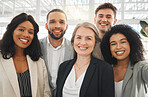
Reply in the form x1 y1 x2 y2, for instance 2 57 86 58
17 21 34 29
96 8 115 16
48 12 66 21
110 33 126 41
76 27 95 36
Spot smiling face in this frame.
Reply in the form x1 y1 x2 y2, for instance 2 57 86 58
46 12 68 40
74 27 96 57
94 8 117 34
110 33 130 62
13 21 34 50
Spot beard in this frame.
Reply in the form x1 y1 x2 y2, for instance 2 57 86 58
48 29 66 40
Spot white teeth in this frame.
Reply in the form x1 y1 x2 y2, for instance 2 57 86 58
79 47 87 49
101 24 106 25
55 31 60 32
116 51 124 54
20 39 28 42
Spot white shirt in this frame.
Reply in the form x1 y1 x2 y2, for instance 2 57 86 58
63 66 86 97
115 80 123 97
47 37 65 87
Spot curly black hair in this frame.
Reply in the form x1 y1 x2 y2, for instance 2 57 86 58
101 24 145 66
0 13 42 61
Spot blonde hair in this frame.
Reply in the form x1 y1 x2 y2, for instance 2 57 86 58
71 22 104 60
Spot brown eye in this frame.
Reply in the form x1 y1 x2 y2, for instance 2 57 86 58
19 29 24 32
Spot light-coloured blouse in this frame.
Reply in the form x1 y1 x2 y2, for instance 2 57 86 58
63 66 86 97
115 80 123 97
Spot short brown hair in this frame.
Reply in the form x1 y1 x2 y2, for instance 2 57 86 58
95 3 117 18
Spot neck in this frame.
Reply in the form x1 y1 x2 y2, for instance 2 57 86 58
99 32 104 40
115 58 130 69
14 45 24 56
48 35 63 48
76 55 91 66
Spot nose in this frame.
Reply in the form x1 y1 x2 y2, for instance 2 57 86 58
23 31 29 37
55 22 61 28
116 43 121 49
80 38 86 45
102 17 107 22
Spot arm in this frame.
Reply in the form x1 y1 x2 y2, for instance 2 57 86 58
141 61 148 84
102 64 115 97
42 60 51 97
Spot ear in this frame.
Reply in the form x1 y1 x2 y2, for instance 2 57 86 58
66 24 68 30
94 17 96 24
113 19 117 25
45 23 48 30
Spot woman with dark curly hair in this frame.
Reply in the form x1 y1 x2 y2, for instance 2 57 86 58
0 13 51 97
101 24 148 97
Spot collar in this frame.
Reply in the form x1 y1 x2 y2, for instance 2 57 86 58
46 37 66 49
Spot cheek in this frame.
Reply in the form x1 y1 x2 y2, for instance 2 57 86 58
73 40 78 50
30 35 34 41
90 41 96 50
110 46 114 54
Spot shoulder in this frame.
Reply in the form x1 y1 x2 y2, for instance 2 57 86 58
134 61 148 69
92 57 112 70
0 52 2 58
60 59 73 67
39 37 47 44
58 59 75 72
28 55 46 68
93 57 112 66
64 38 72 46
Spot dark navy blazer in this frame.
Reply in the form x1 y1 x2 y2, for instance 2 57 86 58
56 56 115 97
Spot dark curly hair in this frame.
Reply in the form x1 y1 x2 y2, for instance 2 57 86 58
100 24 145 66
0 13 42 61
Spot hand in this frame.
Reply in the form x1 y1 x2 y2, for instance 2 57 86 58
145 27 148 35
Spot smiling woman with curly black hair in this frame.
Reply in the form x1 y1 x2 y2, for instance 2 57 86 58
101 24 148 97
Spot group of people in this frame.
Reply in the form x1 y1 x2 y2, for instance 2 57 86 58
0 2 148 97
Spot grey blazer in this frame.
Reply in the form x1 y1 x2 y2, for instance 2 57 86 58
122 61 148 97
40 37 73 96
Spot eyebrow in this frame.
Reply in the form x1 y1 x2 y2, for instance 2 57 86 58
110 38 127 44
75 35 94 38
120 38 127 41
49 19 65 21
18 26 34 31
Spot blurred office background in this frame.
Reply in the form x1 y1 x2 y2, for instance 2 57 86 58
0 0 148 60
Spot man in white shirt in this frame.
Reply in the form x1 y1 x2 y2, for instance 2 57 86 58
94 3 117 40
40 9 73 97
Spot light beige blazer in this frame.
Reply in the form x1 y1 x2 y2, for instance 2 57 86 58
0 54 51 97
